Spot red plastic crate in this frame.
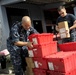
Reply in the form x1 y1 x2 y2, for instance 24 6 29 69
45 51 75 73
67 51 76 68
33 57 48 69
28 33 53 45
58 42 76 51
33 68 47 75
28 42 57 57
47 70 76 75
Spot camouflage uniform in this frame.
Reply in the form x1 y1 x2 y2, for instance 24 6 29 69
70 29 76 42
7 22 38 75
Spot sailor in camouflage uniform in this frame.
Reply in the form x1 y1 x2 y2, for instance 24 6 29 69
7 16 38 75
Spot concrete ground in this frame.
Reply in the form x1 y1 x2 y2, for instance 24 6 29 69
0 55 27 75
0 55 14 75
0 74 14 75
0 68 15 75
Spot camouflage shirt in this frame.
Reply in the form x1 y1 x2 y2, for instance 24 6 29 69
7 22 38 51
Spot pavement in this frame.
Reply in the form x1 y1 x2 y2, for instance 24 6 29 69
0 58 14 75
0 74 15 75
0 68 14 75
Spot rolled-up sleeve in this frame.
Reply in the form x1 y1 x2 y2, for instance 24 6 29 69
11 25 20 43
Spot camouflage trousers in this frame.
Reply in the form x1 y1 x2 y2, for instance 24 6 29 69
71 31 76 42
8 48 28 75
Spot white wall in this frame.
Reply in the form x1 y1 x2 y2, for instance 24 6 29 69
0 6 9 50
0 0 22 5
74 7 76 17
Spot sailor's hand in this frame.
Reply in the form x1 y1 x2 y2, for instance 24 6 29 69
26 42 33 48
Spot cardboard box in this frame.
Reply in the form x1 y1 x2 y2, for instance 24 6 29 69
58 21 70 38
26 57 35 68
60 32 70 39
26 67 33 73
27 72 34 75
26 67 34 75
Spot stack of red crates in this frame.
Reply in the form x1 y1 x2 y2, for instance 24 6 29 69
57 42 76 75
28 33 58 75
28 33 76 75
45 51 76 75
28 33 57 57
